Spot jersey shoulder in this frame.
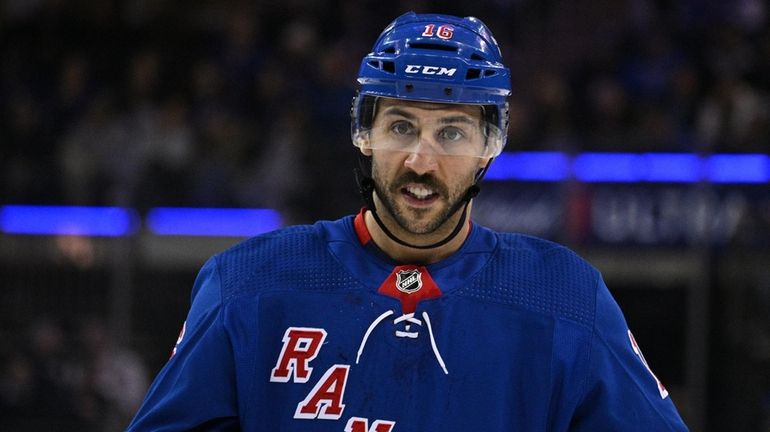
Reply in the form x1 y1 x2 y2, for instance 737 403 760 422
211 217 358 302
459 229 600 327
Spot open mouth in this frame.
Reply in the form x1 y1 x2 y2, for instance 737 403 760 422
401 184 440 204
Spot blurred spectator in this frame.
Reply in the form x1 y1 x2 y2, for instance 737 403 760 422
695 75 770 153
529 70 577 152
0 317 148 432
0 352 35 430
234 105 310 223
581 74 632 151
2 89 58 203
0 318 84 431
134 96 196 208
667 61 703 149
58 94 125 205
73 317 149 432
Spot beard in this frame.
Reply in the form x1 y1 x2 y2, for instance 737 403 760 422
371 164 473 235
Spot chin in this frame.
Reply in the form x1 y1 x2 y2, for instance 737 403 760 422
398 214 446 236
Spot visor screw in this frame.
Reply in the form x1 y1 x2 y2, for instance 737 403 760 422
444 87 452 95
405 84 414 92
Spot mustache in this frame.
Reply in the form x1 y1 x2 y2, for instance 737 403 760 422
392 172 447 195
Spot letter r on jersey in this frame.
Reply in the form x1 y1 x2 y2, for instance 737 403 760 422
270 327 327 383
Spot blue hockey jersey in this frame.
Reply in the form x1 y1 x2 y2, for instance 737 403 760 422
128 212 689 431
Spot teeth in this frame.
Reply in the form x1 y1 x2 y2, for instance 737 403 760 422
406 186 434 199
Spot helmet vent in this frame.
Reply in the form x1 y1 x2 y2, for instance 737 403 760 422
368 60 396 74
382 46 397 54
470 53 487 61
484 69 497 76
466 69 481 80
408 42 458 53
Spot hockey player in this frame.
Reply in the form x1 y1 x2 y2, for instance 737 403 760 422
128 12 689 431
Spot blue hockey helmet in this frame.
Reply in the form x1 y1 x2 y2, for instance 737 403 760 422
352 11 512 157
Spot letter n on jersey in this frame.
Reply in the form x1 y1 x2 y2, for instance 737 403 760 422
345 417 396 432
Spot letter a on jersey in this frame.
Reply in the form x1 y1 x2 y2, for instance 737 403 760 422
270 327 327 383
295 365 350 420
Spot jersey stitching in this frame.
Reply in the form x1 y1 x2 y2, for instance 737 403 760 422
585 309 681 429
568 276 600 429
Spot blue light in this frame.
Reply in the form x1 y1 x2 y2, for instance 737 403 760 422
1 153 767 238
707 154 770 183
0 205 137 236
643 153 702 182
488 152 768 183
573 153 642 182
147 207 283 237
485 152 569 181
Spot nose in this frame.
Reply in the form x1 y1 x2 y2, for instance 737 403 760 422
404 139 439 174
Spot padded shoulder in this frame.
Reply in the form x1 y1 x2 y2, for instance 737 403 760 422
457 232 600 327
212 220 359 302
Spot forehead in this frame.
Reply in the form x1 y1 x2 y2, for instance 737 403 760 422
374 97 482 121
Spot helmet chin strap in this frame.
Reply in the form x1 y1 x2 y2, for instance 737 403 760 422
355 158 491 251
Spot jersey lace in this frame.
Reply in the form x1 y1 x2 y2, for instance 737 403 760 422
356 310 449 375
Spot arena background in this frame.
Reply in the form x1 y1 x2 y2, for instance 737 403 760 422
1 1 769 430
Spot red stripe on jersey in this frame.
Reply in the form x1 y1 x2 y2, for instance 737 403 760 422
354 208 372 245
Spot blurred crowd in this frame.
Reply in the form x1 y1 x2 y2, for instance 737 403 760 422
0 317 148 432
1 0 769 225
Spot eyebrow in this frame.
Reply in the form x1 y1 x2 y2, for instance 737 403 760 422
380 107 478 125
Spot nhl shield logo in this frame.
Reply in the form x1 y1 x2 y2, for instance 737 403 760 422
396 269 423 294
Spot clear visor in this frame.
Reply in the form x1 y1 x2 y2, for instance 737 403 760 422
352 107 504 159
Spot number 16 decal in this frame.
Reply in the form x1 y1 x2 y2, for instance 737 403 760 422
422 24 454 40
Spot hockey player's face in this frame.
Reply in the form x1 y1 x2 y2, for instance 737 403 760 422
367 99 489 235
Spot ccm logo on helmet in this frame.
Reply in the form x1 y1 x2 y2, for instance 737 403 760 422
404 65 457 76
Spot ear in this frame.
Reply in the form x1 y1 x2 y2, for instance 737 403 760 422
354 132 373 156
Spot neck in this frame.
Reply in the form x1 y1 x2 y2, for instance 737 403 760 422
363 199 472 264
